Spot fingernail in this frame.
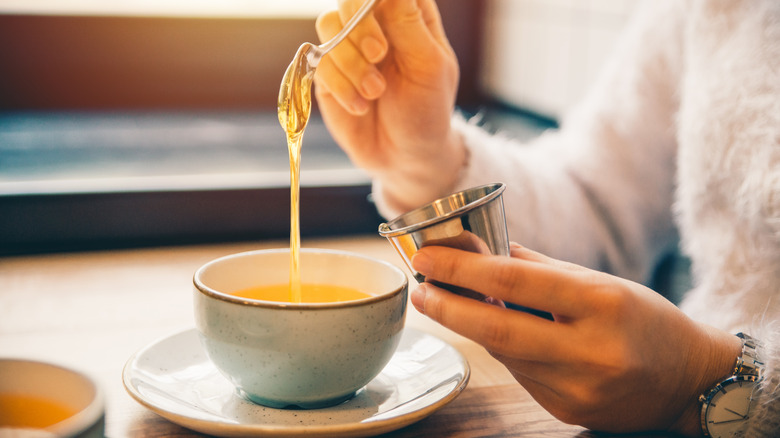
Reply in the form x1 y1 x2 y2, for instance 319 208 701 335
484 296 506 308
411 283 427 314
361 37 386 63
351 96 369 115
361 71 385 98
411 251 433 275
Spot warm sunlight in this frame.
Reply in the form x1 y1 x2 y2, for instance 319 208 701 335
0 0 335 18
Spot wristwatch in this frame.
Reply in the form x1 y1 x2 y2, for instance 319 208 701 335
699 333 764 438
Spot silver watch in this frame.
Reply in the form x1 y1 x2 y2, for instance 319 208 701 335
699 333 764 438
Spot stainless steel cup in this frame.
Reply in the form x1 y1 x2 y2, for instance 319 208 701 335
378 183 509 300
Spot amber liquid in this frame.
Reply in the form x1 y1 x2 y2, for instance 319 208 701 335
0 393 75 428
278 46 315 303
233 283 371 303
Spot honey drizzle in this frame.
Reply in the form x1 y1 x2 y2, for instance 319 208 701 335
278 45 315 303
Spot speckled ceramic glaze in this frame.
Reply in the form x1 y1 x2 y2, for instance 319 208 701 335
193 248 408 409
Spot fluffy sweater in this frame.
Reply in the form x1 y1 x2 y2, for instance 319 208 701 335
373 0 780 434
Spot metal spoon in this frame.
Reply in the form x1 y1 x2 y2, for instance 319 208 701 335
278 0 379 136
303 0 380 69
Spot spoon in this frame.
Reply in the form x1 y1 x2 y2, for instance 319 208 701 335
278 0 379 136
302 0 380 69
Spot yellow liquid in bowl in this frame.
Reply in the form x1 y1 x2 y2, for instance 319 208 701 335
0 393 76 428
233 283 371 304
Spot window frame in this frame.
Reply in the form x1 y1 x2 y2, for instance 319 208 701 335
0 1 486 255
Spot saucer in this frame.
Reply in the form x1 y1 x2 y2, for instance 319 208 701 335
123 327 469 437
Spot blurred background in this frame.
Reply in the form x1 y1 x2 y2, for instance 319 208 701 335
0 0 638 255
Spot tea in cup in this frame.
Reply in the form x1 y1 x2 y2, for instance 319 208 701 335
193 248 408 409
0 359 104 438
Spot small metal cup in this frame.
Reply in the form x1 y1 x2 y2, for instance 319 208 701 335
378 183 509 301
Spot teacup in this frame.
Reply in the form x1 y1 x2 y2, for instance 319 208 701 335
0 359 104 438
193 248 408 409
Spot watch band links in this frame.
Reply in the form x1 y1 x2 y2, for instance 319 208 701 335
734 332 763 378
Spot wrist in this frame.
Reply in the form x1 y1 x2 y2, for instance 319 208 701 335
377 129 468 213
669 328 743 437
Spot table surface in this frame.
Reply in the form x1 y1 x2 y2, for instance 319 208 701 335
0 235 668 437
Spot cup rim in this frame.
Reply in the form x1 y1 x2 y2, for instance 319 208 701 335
378 182 506 238
0 358 105 436
193 248 408 309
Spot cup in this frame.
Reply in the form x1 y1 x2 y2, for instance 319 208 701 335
0 359 104 438
378 183 509 301
193 248 408 409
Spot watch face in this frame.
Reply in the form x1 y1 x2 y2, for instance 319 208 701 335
702 375 760 438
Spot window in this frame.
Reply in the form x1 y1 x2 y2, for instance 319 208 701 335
0 1 489 254
0 1 336 18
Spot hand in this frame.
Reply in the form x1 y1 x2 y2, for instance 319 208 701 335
314 0 466 211
723 407 747 420
410 243 742 436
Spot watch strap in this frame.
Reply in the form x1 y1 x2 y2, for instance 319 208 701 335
734 332 763 378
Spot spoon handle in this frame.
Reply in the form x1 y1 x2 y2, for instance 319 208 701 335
309 0 380 66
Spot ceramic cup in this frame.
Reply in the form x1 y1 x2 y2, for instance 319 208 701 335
193 248 408 409
0 359 105 438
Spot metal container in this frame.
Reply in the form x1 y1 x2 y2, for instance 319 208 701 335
378 183 509 299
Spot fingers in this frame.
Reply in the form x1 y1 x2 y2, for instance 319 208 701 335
314 0 456 116
411 282 569 361
315 10 387 115
411 246 598 317
510 242 586 273
336 0 388 63
313 53 374 115
377 0 453 61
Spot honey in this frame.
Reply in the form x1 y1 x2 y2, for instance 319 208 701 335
278 46 316 303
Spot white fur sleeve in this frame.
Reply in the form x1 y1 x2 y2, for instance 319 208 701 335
444 0 684 283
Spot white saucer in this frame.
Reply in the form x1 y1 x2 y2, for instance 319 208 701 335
123 327 469 437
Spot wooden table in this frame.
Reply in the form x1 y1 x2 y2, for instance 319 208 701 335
0 235 618 437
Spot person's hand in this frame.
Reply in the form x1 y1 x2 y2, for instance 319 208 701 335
314 0 466 211
410 243 742 436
